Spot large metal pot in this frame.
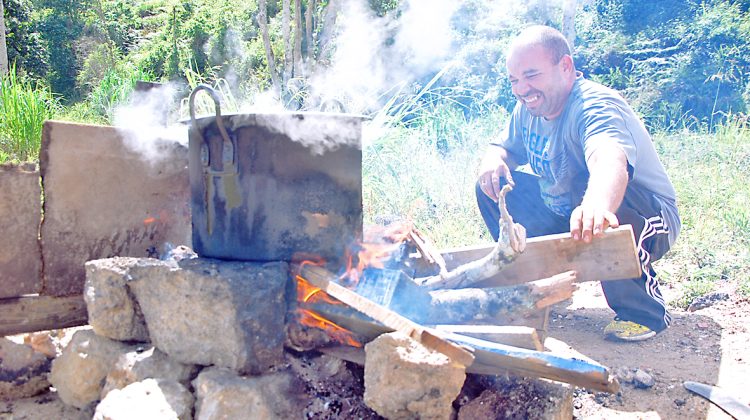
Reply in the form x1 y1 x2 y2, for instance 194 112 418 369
188 85 363 262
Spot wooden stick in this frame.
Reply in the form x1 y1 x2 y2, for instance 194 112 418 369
0 295 88 336
320 336 619 394
419 185 526 290
296 264 475 367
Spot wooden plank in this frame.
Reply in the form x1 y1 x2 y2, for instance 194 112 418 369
431 325 544 351
441 331 619 393
0 295 88 336
296 264 475 367
435 226 640 287
319 334 619 394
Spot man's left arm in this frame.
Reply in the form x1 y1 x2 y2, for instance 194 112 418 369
570 142 629 242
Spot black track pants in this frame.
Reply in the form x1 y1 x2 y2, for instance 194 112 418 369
476 171 672 332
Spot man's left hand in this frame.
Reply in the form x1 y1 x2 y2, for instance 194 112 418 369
570 204 620 243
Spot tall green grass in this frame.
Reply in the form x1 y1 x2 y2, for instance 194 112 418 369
654 116 750 303
363 79 507 248
0 67 60 163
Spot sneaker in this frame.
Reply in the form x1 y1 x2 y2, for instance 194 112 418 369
604 319 656 342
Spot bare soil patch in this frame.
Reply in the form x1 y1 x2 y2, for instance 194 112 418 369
550 281 749 419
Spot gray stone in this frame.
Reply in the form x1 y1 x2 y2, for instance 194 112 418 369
0 163 42 298
49 329 136 408
633 369 655 389
94 378 194 420
40 121 191 296
85 257 150 342
127 258 288 374
193 367 302 420
101 346 198 399
364 332 466 420
0 338 51 400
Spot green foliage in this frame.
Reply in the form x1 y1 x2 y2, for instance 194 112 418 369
2 0 49 79
34 0 92 101
577 0 750 129
0 67 60 163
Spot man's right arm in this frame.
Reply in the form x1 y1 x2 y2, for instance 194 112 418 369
478 144 518 202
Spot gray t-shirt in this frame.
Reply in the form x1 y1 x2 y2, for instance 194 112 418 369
492 75 681 245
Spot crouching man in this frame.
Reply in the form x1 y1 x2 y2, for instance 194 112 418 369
476 25 680 341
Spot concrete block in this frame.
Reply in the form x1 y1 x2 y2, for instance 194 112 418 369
0 163 41 298
40 121 190 296
127 258 288 374
84 257 150 342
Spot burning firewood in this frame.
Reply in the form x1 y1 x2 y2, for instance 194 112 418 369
296 263 476 367
418 185 526 290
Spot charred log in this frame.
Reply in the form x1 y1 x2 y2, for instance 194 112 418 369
427 271 577 323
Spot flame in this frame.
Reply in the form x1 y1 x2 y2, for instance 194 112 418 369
340 221 414 285
143 217 157 225
295 273 361 347
298 309 361 348
291 221 415 348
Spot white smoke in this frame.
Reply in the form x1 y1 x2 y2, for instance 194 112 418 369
113 83 188 163
309 0 460 115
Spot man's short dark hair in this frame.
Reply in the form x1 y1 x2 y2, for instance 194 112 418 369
513 25 571 64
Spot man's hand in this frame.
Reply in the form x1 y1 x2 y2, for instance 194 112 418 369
570 203 620 243
570 142 628 242
478 146 517 202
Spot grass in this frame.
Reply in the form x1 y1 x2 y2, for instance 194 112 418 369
362 79 507 249
0 67 60 163
654 116 750 305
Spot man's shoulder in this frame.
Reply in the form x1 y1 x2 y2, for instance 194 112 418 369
573 77 625 102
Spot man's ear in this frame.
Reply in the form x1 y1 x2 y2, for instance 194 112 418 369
560 55 575 73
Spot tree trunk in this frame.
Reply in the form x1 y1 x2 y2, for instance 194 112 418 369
1 0 10 75
305 0 315 60
282 0 292 83
258 0 281 94
562 0 577 52
317 0 339 68
294 0 303 77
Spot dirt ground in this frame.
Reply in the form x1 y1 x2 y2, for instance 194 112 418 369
1 281 748 419
551 281 750 419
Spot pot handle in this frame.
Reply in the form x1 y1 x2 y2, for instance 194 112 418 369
188 85 235 170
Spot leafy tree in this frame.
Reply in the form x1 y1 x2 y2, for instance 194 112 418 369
2 0 48 79
34 0 93 101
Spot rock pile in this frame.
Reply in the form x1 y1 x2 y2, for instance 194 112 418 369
39 255 572 419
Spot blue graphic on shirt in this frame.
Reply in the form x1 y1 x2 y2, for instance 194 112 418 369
521 127 573 217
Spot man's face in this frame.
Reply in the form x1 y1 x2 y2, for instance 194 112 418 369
506 44 573 120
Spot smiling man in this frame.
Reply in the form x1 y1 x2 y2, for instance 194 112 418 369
476 25 681 342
